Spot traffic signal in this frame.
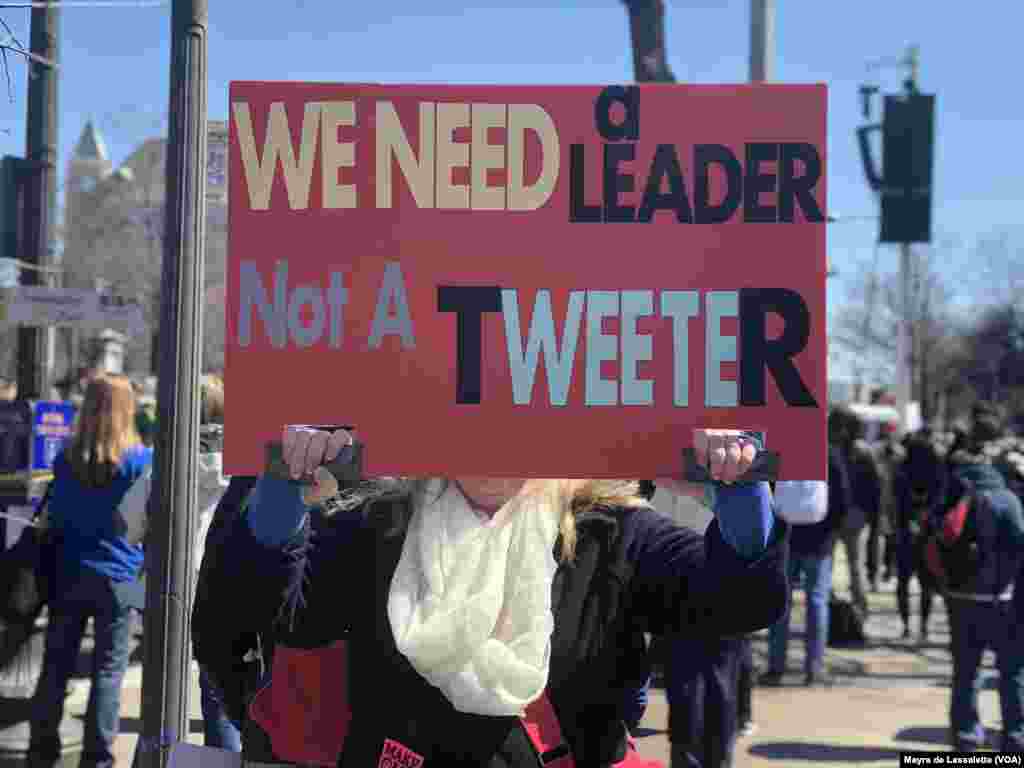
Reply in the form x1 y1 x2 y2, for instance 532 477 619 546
880 93 934 243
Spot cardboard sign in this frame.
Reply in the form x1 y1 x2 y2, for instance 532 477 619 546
225 83 827 480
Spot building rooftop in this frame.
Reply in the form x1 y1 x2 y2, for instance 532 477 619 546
74 120 109 163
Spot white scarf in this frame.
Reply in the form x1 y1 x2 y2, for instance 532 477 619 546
387 480 561 716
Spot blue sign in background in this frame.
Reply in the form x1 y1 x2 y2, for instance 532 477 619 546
32 401 77 471
0 400 76 504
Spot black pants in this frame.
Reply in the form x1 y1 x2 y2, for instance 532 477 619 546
883 533 897 576
866 512 882 583
896 532 936 633
736 635 753 726
666 635 742 768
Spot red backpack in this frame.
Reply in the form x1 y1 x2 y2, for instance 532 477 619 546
924 493 986 593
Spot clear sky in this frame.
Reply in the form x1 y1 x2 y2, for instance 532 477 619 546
0 0 1019 369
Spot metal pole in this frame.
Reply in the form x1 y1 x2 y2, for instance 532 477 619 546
16 4 59 400
895 45 918 432
622 0 675 83
897 242 912 421
749 0 774 83
138 0 207 766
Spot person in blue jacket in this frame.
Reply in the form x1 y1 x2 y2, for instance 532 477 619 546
197 427 787 767
28 374 153 768
942 403 1024 752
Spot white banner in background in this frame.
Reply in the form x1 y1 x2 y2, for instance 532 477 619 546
4 286 145 332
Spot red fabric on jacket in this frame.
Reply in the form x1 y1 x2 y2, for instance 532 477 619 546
248 640 351 767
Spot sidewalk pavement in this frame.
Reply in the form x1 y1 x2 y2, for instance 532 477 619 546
58 537 1002 767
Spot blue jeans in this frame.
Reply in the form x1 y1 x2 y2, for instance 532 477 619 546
29 567 136 768
622 674 651 731
768 553 832 676
199 665 242 751
948 599 1024 751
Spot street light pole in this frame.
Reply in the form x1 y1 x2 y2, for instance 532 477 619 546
137 0 207 766
896 45 919 431
17 3 59 400
749 0 774 83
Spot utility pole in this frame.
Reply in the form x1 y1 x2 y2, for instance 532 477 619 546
16 4 59 401
137 0 207 766
895 45 920 431
749 0 774 82
856 44 933 431
622 0 676 82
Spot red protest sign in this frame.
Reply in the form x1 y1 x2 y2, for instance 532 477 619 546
225 83 827 480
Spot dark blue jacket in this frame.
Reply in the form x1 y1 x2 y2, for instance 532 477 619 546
195 478 787 768
789 445 851 557
847 441 882 522
944 458 1024 600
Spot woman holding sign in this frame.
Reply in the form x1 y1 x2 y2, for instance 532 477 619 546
199 426 787 768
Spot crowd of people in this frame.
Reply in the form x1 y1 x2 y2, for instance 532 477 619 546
15 367 1024 767
742 402 1023 757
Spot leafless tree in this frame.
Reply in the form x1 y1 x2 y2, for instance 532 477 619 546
832 240 959 420
969 233 1024 309
59 138 228 375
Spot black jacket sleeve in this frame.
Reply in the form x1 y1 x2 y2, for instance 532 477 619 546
852 446 882 519
196 492 367 653
192 476 258 659
827 446 853 533
626 507 790 638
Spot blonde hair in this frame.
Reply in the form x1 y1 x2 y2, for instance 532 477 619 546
200 374 224 425
68 373 141 488
558 479 649 561
340 477 648 563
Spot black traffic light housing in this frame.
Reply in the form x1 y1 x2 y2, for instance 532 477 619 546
857 85 935 244
880 93 934 244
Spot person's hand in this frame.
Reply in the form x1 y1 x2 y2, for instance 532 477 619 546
693 429 758 485
655 429 760 498
281 425 353 505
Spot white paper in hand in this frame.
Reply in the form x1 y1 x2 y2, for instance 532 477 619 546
773 481 828 525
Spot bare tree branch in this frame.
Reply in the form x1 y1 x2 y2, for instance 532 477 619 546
0 15 25 50
0 42 56 69
0 2 166 7
0 48 11 102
